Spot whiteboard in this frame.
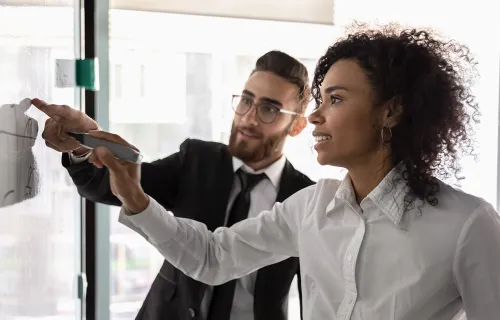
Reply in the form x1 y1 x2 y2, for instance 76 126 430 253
0 98 39 208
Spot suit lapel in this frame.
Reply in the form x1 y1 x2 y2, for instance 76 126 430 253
276 160 298 202
253 160 303 317
205 146 235 232
196 147 235 299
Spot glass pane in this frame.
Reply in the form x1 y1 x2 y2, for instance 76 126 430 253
107 8 336 319
0 1 82 319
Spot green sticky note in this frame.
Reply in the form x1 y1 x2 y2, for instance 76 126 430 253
76 59 99 91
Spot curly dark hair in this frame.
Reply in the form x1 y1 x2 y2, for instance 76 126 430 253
312 24 479 206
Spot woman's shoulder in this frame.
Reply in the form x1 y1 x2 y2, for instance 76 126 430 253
289 178 343 206
438 179 488 204
297 178 343 194
433 178 495 220
316 178 343 190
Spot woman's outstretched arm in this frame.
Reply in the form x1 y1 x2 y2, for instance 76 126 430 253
120 185 316 285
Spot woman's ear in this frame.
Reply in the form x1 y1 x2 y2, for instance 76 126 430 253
289 116 307 137
383 97 403 128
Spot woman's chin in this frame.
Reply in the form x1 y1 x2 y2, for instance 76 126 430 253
316 152 344 167
316 154 331 166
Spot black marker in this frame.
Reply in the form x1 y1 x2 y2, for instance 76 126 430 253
67 132 143 164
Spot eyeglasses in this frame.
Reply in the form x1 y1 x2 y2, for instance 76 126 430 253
231 95 301 124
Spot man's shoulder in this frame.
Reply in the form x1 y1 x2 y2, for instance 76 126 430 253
294 170 315 188
180 138 229 157
283 161 315 188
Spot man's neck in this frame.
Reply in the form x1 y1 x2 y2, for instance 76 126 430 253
244 153 283 172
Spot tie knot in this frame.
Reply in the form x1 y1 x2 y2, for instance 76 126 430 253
237 170 266 192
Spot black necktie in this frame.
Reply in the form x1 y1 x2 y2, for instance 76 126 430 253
207 170 266 320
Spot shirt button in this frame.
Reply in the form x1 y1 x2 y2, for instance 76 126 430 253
188 308 196 318
347 254 352 262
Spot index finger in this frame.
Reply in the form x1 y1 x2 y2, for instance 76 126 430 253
32 98 74 121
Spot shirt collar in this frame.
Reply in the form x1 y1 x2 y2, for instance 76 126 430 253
367 164 410 228
327 163 410 228
232 156 286 189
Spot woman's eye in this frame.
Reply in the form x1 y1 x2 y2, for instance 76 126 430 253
330 96 342 105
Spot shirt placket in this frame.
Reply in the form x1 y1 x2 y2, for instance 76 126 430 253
337 215 366 320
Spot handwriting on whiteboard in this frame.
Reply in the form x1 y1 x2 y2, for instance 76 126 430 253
0 98 39 208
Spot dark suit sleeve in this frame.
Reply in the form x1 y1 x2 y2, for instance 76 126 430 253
63 138 191 209
296 265 304 320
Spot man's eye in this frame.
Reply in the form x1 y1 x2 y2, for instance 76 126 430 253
241 97 253 105
261 105 279 113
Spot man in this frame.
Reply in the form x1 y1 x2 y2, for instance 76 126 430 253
36 50 315 320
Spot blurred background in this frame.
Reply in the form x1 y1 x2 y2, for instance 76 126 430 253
0 0 498 319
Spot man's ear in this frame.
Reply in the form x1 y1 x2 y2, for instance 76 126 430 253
289 116 307 137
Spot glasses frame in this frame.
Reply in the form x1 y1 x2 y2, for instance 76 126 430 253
231 94 301 124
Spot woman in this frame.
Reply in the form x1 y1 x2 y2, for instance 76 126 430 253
73 26 500 319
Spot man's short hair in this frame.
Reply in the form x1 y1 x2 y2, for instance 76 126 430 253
252 51 311 113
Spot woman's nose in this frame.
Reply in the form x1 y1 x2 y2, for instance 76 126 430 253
308 106 324 125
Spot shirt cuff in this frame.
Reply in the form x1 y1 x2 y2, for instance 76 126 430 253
118 196 177 246
68 150 92 164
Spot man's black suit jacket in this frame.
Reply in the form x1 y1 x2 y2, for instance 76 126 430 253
63 138 315 320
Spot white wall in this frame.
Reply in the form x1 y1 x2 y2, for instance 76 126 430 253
111 0 334 24
0 0 334 24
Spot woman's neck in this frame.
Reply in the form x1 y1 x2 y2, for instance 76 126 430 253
348 158 394 204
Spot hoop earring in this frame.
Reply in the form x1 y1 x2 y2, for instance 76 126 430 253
381 126 392 143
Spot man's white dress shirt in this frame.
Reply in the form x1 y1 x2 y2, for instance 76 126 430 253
199 156 287 320
120 164 500 320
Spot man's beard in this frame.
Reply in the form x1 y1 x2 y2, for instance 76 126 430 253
228 122 291 163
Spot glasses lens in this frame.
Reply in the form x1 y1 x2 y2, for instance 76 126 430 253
257 104 279 123
232 96 251 115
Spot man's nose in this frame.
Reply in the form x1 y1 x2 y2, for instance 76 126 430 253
241 105 259 125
